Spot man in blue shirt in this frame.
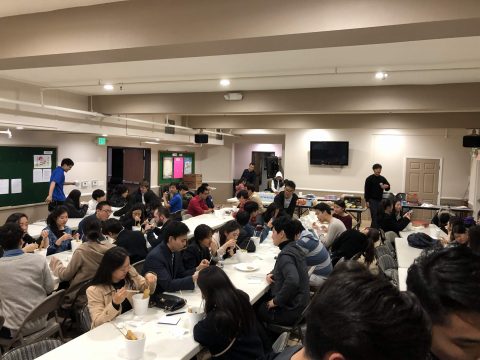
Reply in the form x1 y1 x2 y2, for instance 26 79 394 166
162 182 183 220
45 158 75 211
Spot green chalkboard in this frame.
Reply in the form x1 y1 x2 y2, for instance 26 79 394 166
0 146 57 207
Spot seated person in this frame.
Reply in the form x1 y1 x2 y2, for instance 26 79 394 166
235 211 256 253
258 216 309 327
330 227 377 267
109 184 130 208
468 225 480 254
186 185 214 217
182 224 214 271
144 206 171 248
332 199 353 230
161 182 183 220
0 223 54 339
44 205 75 255
4 213 48 253
142 221 209 293
407 246 480 360
245 183 265 215
64 189 88 218
235 179 246 195
87 189 106 215
243 200 260 226
312 202 347 249
270 171 284 193
235 190 249 213
275 266 430 360
201 182 215 209
259 203 285 242
436 212 451 234
392 197 404 221
378 198 411 235
120 202 147 231
132 180 160 217
50 217 115 309
273 180 298 218
177 183 193 209
103 218 148 264
77 201 112 240
291 220 332 287
211 220 241 260
194 267 264 359
87 247 156 328
449 222 469 246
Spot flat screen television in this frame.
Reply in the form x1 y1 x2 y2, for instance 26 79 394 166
310 141 349 165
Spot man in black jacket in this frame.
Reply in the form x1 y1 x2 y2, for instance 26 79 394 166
258 216 309 326
273 180 299 218
241 162 256 185
103 218 147 264
142 221 209 293
144 206 171 248
364 163 390 228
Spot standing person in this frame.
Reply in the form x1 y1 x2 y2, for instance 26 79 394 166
186 185 214 217
364 163 390 228
162 182 183 220
45 158 75 211
193 267 265 360
273 180 299 218
407 246 480 360
312 202 346 249
241 162 256 185
0 223 54 339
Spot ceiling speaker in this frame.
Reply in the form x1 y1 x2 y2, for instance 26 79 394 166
195 134 208 144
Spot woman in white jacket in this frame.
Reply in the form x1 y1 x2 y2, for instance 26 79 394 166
270 171 284 193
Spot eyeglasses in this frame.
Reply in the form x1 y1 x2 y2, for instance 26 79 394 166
101 209 113 214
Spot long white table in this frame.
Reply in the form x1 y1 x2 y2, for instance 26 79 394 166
183 212 233 239
37 236 278 360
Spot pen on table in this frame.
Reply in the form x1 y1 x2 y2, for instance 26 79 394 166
166 311 186 316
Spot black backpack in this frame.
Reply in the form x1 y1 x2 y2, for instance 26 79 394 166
407 232 438 249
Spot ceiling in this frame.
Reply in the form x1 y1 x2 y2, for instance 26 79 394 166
0 0 126 18
1 36 479 95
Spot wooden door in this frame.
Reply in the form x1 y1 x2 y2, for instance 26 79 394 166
405 158 440 220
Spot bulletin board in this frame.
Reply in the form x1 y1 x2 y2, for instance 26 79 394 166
158 151 195 185
0 146 57 207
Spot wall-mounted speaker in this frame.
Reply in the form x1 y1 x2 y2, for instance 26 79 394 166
463 135 480 148
195 134 209 144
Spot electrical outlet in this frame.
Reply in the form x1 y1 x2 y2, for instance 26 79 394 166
81 181 89 188
91 180 98 187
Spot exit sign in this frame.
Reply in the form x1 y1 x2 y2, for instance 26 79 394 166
97 137 107 145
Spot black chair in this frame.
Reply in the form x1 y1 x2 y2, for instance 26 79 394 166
61 279 92 330
132 259 145 274
79 305 92 334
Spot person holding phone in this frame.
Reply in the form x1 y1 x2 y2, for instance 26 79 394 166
378 199 411 236
44 206 78 255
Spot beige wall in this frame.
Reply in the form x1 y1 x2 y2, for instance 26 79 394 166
285 128 471 200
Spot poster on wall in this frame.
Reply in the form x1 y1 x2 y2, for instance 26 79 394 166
173 157 184 179
163 157 173 178
33 154 52 168
184 158 192 175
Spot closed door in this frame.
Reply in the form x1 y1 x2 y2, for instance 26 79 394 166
405 158 440 220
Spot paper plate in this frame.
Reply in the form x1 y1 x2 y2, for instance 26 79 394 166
234 263 259 272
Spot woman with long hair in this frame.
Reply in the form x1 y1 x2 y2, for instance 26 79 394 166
211 220 240 260
86 247 156 328
49 217 115 309
182 224 214 270
332 199 353 230
120 202 147 231
64 189 88 218
377 198 411 235
5 213 49 252
44 206 75 255
330 227 377 267
194 266 264 359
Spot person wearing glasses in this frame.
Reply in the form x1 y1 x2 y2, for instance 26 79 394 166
77 201 112 240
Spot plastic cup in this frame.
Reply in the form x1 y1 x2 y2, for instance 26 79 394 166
251 237 260 248
132 294 149 316
214 209 222 218
71 240 82 252
124 331 146 360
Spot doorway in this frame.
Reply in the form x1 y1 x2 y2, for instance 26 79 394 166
251 151 276 191
107 147 151 196
405 157 441 220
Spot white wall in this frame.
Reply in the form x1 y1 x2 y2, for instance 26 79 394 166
284 128 471 199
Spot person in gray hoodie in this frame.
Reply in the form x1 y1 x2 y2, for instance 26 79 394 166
258 216 309 326
292 220 332 287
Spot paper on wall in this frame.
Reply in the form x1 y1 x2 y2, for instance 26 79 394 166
33 154 52 169
33 169 43 183
0 179 8 195
42 169 52 182
11 178 22 194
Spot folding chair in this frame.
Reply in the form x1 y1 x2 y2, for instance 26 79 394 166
1 339 63 360
61 279 92 330
78 305 92 334
132 259 145 274
0 290 65 352
272 332 290 353
377 254 398 285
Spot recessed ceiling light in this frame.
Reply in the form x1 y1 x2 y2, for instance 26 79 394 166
220 79 231 87
375 71 388 80
103 84 114 91
16 126 24 130
102 134 108 137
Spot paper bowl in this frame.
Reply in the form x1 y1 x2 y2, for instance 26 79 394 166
132 294 149 316
124 331 146 360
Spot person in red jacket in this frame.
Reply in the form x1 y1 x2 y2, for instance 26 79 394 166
187 185 214 217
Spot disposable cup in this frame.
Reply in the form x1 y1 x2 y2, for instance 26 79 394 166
71 240 82 252
237 250 251 263
124 331 146 360
251 237 260 248
132 294 149 316
187 306 204 329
